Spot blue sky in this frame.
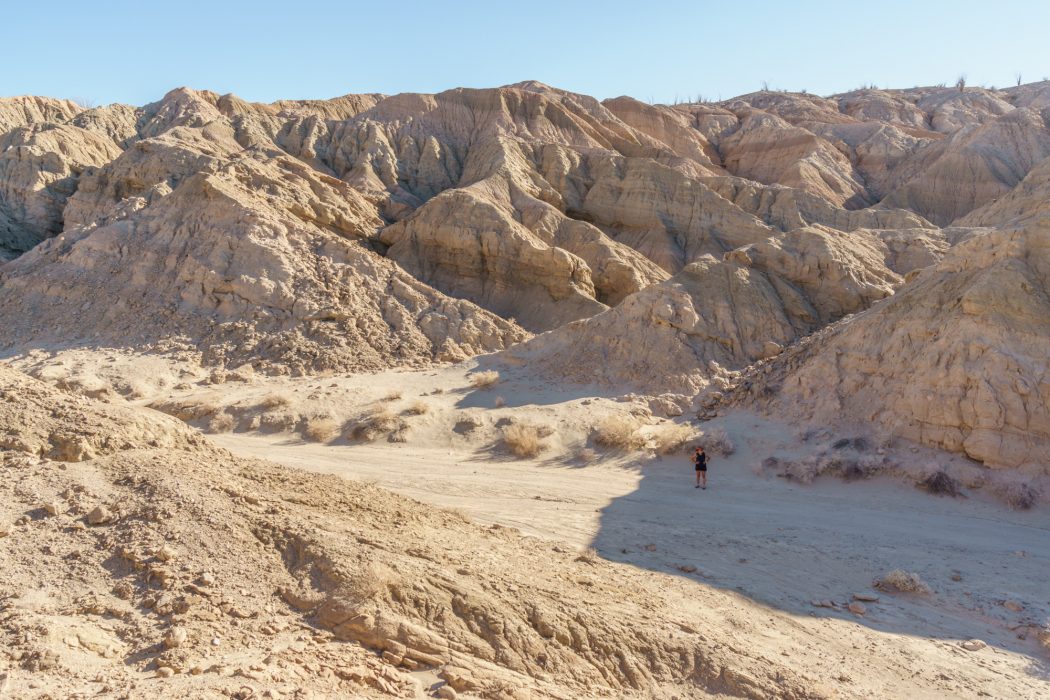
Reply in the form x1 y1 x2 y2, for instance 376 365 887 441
5 0 1049 106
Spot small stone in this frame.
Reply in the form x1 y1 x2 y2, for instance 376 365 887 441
44 502 63 516
961 639 986 651
163 628 188 649
155 545 176 562
155 666 175 678
86 505 114 525
436 686 458 699
853 593 879 602
1003 600 1024 612
847 602 866 616
951 573 963 582
0 524 10 537
190 666 204 676
197 572 216 587
211 637 221 647
677 564 697 573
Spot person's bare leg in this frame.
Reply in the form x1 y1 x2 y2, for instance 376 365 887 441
695 471 701 488
701 472 707 489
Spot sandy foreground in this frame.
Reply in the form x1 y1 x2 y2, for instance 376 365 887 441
6 348 1050 698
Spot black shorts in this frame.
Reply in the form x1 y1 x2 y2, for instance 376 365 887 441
695 464 707 472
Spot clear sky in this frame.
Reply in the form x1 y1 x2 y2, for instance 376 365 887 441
4 0 1049 106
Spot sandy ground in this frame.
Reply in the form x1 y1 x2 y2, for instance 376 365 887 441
9 348 1050 698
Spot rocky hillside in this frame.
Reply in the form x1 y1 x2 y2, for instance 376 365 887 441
0 363 837 699
3 81 1050 466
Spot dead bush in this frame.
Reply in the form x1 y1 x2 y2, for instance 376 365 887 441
403 400 429 416
470 370 500 389
207 411 235 433
502 423 549 458
701 427 735 456
653 423 694 455
382 389 403 402
874 569 931 595
349 407 404 442
993 478 1040 510
259 393 291 410
920 470 961 497
303 416 340 443
593 414 646 451
763 451 886 484
575 547 600 564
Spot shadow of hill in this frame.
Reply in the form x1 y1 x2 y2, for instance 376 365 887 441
589 443 1050 669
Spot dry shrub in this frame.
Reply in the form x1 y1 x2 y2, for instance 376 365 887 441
575 547 600 564
403 400 429 416
259 393 291 410
701 427 735 456
494 396 506 408
993 477 1040 510
593 414 646 451
207 411 235 433
303 416 340 443
349 406 404 442
502 423 549 458
382 389 403 402
920 470 960 497
654 423 694 455
470 370 500 389
875 569 931 595
762 452 886 484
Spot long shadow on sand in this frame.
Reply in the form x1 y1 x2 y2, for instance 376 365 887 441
590 452 1050 671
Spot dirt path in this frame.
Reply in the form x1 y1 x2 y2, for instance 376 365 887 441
213 410 1050 699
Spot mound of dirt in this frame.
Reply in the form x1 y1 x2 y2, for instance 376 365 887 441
0 364 831 699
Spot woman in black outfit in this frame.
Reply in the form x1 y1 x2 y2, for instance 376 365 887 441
693 446 707 490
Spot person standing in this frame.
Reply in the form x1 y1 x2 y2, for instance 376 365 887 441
693 446 708 489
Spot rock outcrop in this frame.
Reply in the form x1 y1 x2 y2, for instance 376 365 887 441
509 225 902 393
740 223 1050 471
880 107 1050 225
0 123 526 373
0 124 123 256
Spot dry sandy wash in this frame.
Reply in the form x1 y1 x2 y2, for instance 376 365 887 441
2 81 1050 699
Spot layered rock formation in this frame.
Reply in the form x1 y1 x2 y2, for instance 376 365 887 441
509 225 904 393
0 120 526 373
3 80 1050 468
731 223 1050 471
